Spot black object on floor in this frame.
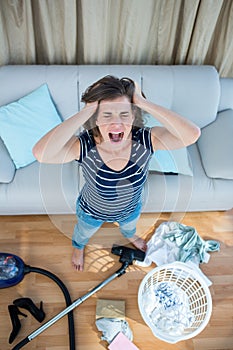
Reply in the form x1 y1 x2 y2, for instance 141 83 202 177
0 252 75 350
13 297 45 323
1 246 145 350
10 245 145 350
8 305 27 344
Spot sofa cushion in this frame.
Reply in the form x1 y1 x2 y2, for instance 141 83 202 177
0 84 62 169
142 65 220 129
0 65 79 119
0 138 15 183
150 148 193 175
197 109 233 179
146 114 193 176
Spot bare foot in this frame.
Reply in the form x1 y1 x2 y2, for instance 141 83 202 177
128 235 147 252
72 248 84 271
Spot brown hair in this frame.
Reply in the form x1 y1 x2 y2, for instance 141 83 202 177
81 75 145 138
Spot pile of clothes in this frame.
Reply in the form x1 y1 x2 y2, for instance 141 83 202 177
138 221 220 286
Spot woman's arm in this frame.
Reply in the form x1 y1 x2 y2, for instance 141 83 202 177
133 83 201 151
33 102 98 164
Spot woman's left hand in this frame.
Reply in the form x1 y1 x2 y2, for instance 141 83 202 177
133 81 145 105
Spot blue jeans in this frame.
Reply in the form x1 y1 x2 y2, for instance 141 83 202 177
72 203 142 250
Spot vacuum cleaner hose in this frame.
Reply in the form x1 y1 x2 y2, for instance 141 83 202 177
15 265 76 350
4 246 145 349
0 253 75 349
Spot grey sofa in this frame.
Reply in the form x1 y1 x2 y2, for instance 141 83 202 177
0 65 233 215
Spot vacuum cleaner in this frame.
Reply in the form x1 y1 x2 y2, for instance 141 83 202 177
0 252 76 349
0 245 145 349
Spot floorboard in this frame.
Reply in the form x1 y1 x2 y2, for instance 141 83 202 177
0 210 232 350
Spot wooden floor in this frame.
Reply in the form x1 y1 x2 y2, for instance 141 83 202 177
0 210 232 350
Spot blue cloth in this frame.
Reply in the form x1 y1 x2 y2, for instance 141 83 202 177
163 223 220 263
138 221 220 273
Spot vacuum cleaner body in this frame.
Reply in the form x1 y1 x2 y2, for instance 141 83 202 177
0 253 25 289
1 245 145 349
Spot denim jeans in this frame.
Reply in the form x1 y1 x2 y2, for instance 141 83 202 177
72 202 142 250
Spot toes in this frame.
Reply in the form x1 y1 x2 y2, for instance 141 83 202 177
72 262 83 272
139 242 147 252
129 236 147 252
71 249 84 272
142 243 147 252
78 264 83 272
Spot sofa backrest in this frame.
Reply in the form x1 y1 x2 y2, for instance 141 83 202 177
0 65 79 120
78 65 143 110
78 65 220 128
0 64 221 128
142 65 220 128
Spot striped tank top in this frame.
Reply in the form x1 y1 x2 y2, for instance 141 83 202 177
77 127 154 221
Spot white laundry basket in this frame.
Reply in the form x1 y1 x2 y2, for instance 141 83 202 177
138 262 212 343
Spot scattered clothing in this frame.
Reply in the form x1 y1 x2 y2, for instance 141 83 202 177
137 221 220 286
95 317 133 344
142 281 194 336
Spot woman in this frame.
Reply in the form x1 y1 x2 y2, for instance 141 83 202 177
33 76 200 271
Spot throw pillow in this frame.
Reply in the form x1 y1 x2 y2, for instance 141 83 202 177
145 114 193 176
150 148 193 175
0 84 62 169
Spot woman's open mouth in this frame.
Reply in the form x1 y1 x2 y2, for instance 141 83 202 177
109 132 124 142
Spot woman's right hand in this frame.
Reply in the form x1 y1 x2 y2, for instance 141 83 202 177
33 100 99 164
84 100 99 113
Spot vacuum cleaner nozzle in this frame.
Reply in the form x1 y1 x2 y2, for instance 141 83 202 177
111 245 145 265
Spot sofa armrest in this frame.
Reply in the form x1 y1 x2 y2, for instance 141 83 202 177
218 77 233 111
197 109 233 179
0 138 15 183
